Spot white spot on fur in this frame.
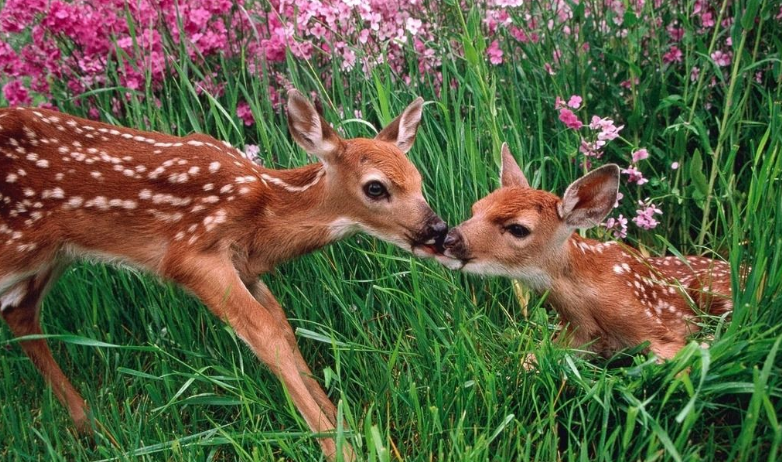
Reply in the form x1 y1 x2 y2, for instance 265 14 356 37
260 168 325 193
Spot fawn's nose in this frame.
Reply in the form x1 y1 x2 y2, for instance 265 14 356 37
443 229 462 249
428 218 448 238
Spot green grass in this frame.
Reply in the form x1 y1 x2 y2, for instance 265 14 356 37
2 2 782 461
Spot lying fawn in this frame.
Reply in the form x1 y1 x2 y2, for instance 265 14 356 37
438 143 732 361
0 90 447 460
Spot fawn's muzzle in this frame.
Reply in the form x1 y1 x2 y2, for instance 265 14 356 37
411 214 448 255
442 228 470 261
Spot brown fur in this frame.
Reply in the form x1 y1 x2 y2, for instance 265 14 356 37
440 148 732 361
0 91 444 460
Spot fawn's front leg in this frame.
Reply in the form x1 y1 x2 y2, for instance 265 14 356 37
247 281 340 426
163 253 353 461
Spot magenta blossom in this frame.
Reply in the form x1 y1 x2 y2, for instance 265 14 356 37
487 40 503 65
3 80 31 106
236 101 255 126
631 148 649 163
558 108 583 129
567 95 582 109
663 46 683 64
622 166 648 185
633 200 663 230
711 50 732 67
604 214 628 238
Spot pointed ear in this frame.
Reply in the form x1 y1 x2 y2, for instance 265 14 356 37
375 97 424 154
500 143 530 188
286 89 342 163
557 164 620 229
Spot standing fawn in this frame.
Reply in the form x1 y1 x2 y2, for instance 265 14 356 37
438 143 732 361
0 90 447 460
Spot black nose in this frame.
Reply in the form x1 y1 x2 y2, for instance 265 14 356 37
443 230 462 249
428 218 448 237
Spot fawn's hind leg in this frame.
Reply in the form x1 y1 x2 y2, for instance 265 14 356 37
1 263 90 432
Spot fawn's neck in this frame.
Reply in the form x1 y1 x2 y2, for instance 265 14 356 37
541 234 623 312
239 163 357 270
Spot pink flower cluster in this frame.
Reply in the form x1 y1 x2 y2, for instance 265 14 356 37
0 0 445 113
554 95 670 234
555 95 624 160
633 200 663 230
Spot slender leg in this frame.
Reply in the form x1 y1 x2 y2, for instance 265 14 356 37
163 254 353 461
1 264 90 431
247 281 339 426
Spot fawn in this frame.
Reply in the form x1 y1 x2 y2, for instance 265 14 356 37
438 143 732 361
0 90 447 460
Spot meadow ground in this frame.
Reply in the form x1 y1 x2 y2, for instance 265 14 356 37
0 1 781 460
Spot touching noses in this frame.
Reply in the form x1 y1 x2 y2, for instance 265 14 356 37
442 228 469 260
442 228 462 249
428 217 448 239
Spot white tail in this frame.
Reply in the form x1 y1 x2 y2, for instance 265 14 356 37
439 143 732 360
0 91 446 460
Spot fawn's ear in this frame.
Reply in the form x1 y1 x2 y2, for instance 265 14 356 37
500 143 530 188
287 89 342 163
375 97 424 154
558 164 620 229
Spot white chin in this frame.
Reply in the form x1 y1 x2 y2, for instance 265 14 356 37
435 254 465 270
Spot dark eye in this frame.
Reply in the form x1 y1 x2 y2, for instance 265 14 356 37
506 224 530 238
363 181 388 199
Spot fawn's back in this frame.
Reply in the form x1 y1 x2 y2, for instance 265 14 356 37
0 107 288 274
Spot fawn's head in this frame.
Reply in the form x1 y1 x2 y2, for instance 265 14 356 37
286 89 446 256
438 144 620 288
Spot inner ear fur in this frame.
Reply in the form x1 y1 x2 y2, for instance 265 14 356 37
557 164 620 229
286 89 342 162
375 97 424 154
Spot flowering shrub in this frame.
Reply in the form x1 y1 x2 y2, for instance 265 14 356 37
0 0 777 246
0 0 446 108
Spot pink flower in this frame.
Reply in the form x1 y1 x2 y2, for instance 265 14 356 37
405 18 422 35
555 96 566 109
671 162 679 170
663 46 683 64
567 95 582 109
487 40 503 65
631 148 649 163
633 200 663 230
3 80 31 106
558 108 583 129
579 139 601 158
711 50 732 67
604 214 628 238
667 25 684 41
510 26 528 43
622 166 648 185
310 22 327 38
589 116 623 142
690 67 701 82
236 101 254 126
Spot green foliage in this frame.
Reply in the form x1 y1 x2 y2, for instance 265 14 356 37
1 2 781 461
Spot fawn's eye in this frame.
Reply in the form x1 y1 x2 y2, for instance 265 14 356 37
506 224 531 238
363 181 388 199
